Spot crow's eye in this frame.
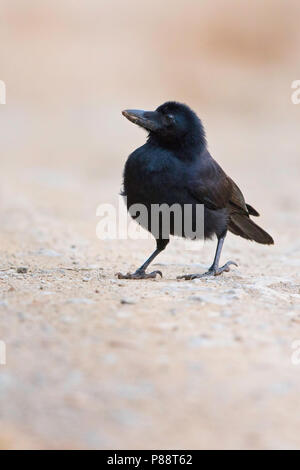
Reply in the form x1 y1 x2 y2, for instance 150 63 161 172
164 114 175 125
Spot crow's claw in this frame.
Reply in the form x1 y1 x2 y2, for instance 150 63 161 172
116 270 162 280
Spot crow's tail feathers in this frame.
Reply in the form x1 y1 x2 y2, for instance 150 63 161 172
228 213 274 245
246 204 260 217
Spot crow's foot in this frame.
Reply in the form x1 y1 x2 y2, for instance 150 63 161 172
177 261 237 280
116 269 162 280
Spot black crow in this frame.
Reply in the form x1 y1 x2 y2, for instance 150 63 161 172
117 101 273 280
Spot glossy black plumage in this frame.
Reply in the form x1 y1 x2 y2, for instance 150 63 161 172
117 101 273 280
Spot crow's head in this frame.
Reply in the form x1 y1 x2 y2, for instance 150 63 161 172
122 101 206 153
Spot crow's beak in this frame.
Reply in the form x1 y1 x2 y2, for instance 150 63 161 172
122 109 160 132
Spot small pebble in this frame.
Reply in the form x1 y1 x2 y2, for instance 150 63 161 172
17 267 28 274
120 298 136 305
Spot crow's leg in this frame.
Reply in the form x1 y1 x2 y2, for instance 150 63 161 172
177 232 237 280
117 239 169 280
206 233 238 275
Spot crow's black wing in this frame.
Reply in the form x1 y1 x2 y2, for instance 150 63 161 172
188 172 231 210
187 151 272 243
188 152 259 216
187 153 235 210
227 177 250 215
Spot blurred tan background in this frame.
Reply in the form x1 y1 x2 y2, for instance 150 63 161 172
0 0 300 450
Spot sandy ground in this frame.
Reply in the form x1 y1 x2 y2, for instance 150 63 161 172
0 0 300 450
0 112 300 450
